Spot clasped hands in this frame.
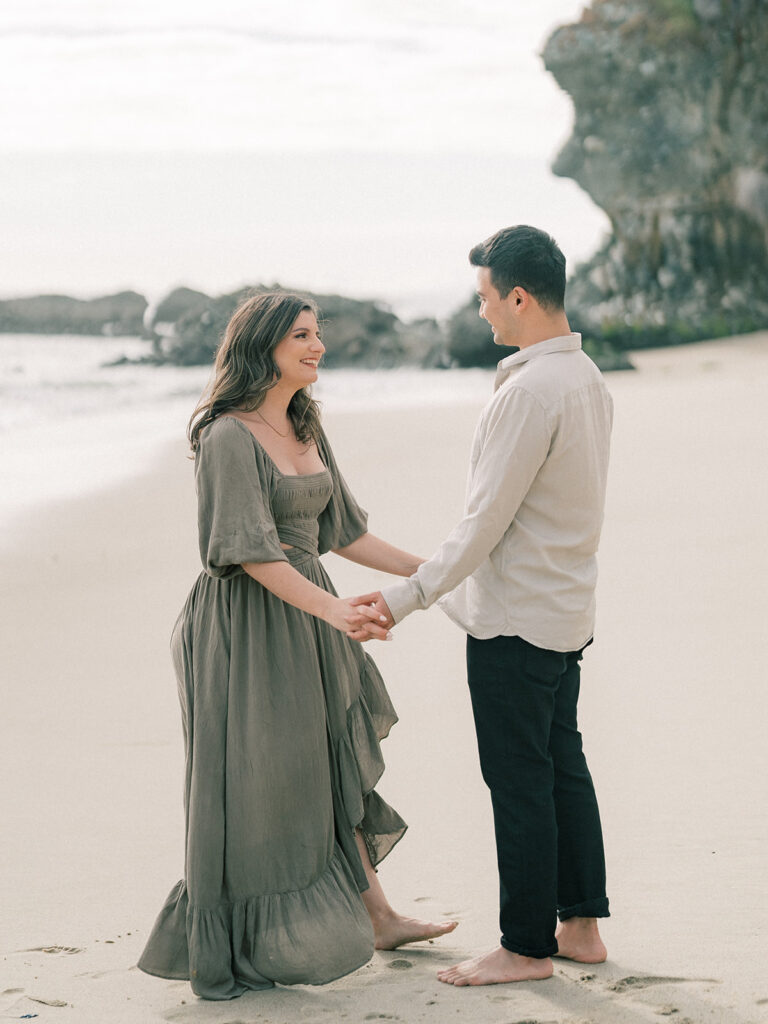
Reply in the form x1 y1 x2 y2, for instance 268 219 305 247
344 591 395 642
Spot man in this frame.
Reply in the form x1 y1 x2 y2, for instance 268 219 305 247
351 225 612 985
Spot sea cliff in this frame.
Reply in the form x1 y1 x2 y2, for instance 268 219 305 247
543 0 768 347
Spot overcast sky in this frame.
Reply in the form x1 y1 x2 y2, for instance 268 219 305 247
0 1 606 314
1 0 588 153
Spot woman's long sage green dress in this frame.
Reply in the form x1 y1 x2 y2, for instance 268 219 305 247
137 416 406 999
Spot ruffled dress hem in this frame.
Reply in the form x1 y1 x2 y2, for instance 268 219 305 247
138 846 376 999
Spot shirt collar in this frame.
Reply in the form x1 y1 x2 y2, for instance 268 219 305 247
494 333 582 391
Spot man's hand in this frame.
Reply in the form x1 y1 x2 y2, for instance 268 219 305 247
351 591 394 627
332 597 392 640
346 591 395 642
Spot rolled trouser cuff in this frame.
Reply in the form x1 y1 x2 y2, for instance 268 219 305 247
558 896 610 921
500 936 558 959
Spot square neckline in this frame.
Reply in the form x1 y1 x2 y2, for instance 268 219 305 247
222 415 331 480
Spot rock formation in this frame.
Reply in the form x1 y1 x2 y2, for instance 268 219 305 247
150 287 209 330
151 286 444 369
0 283 445 368
0 292 147 336
543 0 768 346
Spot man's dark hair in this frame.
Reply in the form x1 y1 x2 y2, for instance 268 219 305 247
469 225 566 310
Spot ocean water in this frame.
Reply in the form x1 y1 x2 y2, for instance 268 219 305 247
0 334 493 529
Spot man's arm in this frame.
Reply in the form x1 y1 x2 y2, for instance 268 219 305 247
352 387 551 631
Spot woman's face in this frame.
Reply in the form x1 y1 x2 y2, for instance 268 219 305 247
273 310 325 388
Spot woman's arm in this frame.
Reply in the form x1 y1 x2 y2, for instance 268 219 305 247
242 559 391 638
333 532 425 578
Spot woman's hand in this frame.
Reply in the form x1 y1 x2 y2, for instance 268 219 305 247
242 561 392 640
324 597 392 641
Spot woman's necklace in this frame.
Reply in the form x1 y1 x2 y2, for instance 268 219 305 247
254 409 290 438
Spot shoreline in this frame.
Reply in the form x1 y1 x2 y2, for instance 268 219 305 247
4 330 766 537
3 333 767 1023
0 344 496 537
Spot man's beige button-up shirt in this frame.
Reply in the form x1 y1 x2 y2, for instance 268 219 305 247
381 334 613 652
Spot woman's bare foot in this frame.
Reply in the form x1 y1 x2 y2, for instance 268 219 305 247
373 911 458 950
437 946 553 986
554 917 607 963
353 830 457 950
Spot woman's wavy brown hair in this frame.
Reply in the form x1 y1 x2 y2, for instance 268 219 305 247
187 291 323 452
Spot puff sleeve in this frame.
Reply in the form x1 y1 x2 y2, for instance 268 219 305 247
195 417 289 578
316 427 369 554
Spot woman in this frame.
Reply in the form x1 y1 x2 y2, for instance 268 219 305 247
138 291 456 1000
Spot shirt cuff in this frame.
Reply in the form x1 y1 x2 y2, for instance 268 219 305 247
380 577 425 624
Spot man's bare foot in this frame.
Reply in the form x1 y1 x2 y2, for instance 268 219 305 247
554 917 607 963
437 946 553 986
373 912 458 950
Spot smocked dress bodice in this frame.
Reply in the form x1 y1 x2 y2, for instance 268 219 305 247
270 469 332 561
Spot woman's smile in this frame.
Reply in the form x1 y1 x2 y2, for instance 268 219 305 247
273 310 325 385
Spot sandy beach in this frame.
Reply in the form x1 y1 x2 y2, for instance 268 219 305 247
2 333 768 1024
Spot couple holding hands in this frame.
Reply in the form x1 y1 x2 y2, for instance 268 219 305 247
138 224 612 1000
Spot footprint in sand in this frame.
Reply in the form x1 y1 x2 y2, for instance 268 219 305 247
502 1019 560 1024
610 975 720 993
23 946 84 956
386 959 413 971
